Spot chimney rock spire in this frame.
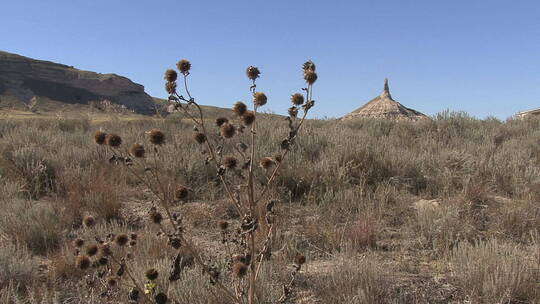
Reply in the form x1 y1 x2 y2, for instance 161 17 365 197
381 78 392 99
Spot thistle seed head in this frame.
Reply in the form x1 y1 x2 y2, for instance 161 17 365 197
193 132 207 144
232 262 248 278
215 117 229 127
148 129 165 145
291 93 304 105
220 123 235 138
223 156 237 169
169 238 182 249
114 233 129 246
129 288 140 302
86 244 98 257
155 293 168 304
304 70 318 85
129 143 145 158
253 92 267 107
94 130 107 145
175 186 189 200
98 256 109 266
99 243 112 256
165 81 177 94
83 215 96 228
218 220 229 230
259 157 274 169
106 134 122 147
145 268 159 280
107 276 118 287
295 254 306 265
150 210 163 224
177 59 191 75
241 111 256 126
73 238 85 248
232 254 251 265
76 255 91 270
233 101 247 116
246 66 260 80
303 60 316 72
164 69 178 82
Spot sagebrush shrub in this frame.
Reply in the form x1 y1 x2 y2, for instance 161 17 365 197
0 243 38 289
1 146 56 199
0 198 64 255
448 238 539 303
309 253 389 304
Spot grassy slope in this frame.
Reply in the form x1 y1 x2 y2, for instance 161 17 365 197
0 96 281 123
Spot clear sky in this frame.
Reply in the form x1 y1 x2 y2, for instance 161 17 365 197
1 0 539 119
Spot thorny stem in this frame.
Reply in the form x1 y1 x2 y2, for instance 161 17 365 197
251 83 314 299
183 74 193 100
247 105 258 211
223 231 233 259
165 70 314 304
235 279 246 304
254 225 273 281
171 78 249 303
152 146 169 204
110 148 241 304
156 222 238 304
194 102 245 215
110 148 168 204
277 266 301 303
247 81 259 304
109 254 153 304
218 137 225 163
159 195 241 304
232 143 247 161
142 157 168 200
172 91 244 216
254 96 311 205
147 180 240 303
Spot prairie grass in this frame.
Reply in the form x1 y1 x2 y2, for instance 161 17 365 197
0 110 539 303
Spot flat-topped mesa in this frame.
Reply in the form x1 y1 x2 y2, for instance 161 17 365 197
0 50 155 114
341 78 428 121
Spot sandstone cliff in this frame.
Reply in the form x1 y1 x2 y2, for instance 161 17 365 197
0 51 155 114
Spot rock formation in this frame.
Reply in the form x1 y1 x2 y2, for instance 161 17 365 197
515 107 540 119
0 51 155 114
341 79 427 121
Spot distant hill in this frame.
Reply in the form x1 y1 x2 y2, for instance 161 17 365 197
152 97 284 121
0 51 155 114
0 50 287 120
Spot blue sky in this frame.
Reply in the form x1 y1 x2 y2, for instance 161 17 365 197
1 0 539 119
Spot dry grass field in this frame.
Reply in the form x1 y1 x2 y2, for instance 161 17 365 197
0 108 539 303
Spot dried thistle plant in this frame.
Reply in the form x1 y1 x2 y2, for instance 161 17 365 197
71 223 151 303
76 59 317 304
